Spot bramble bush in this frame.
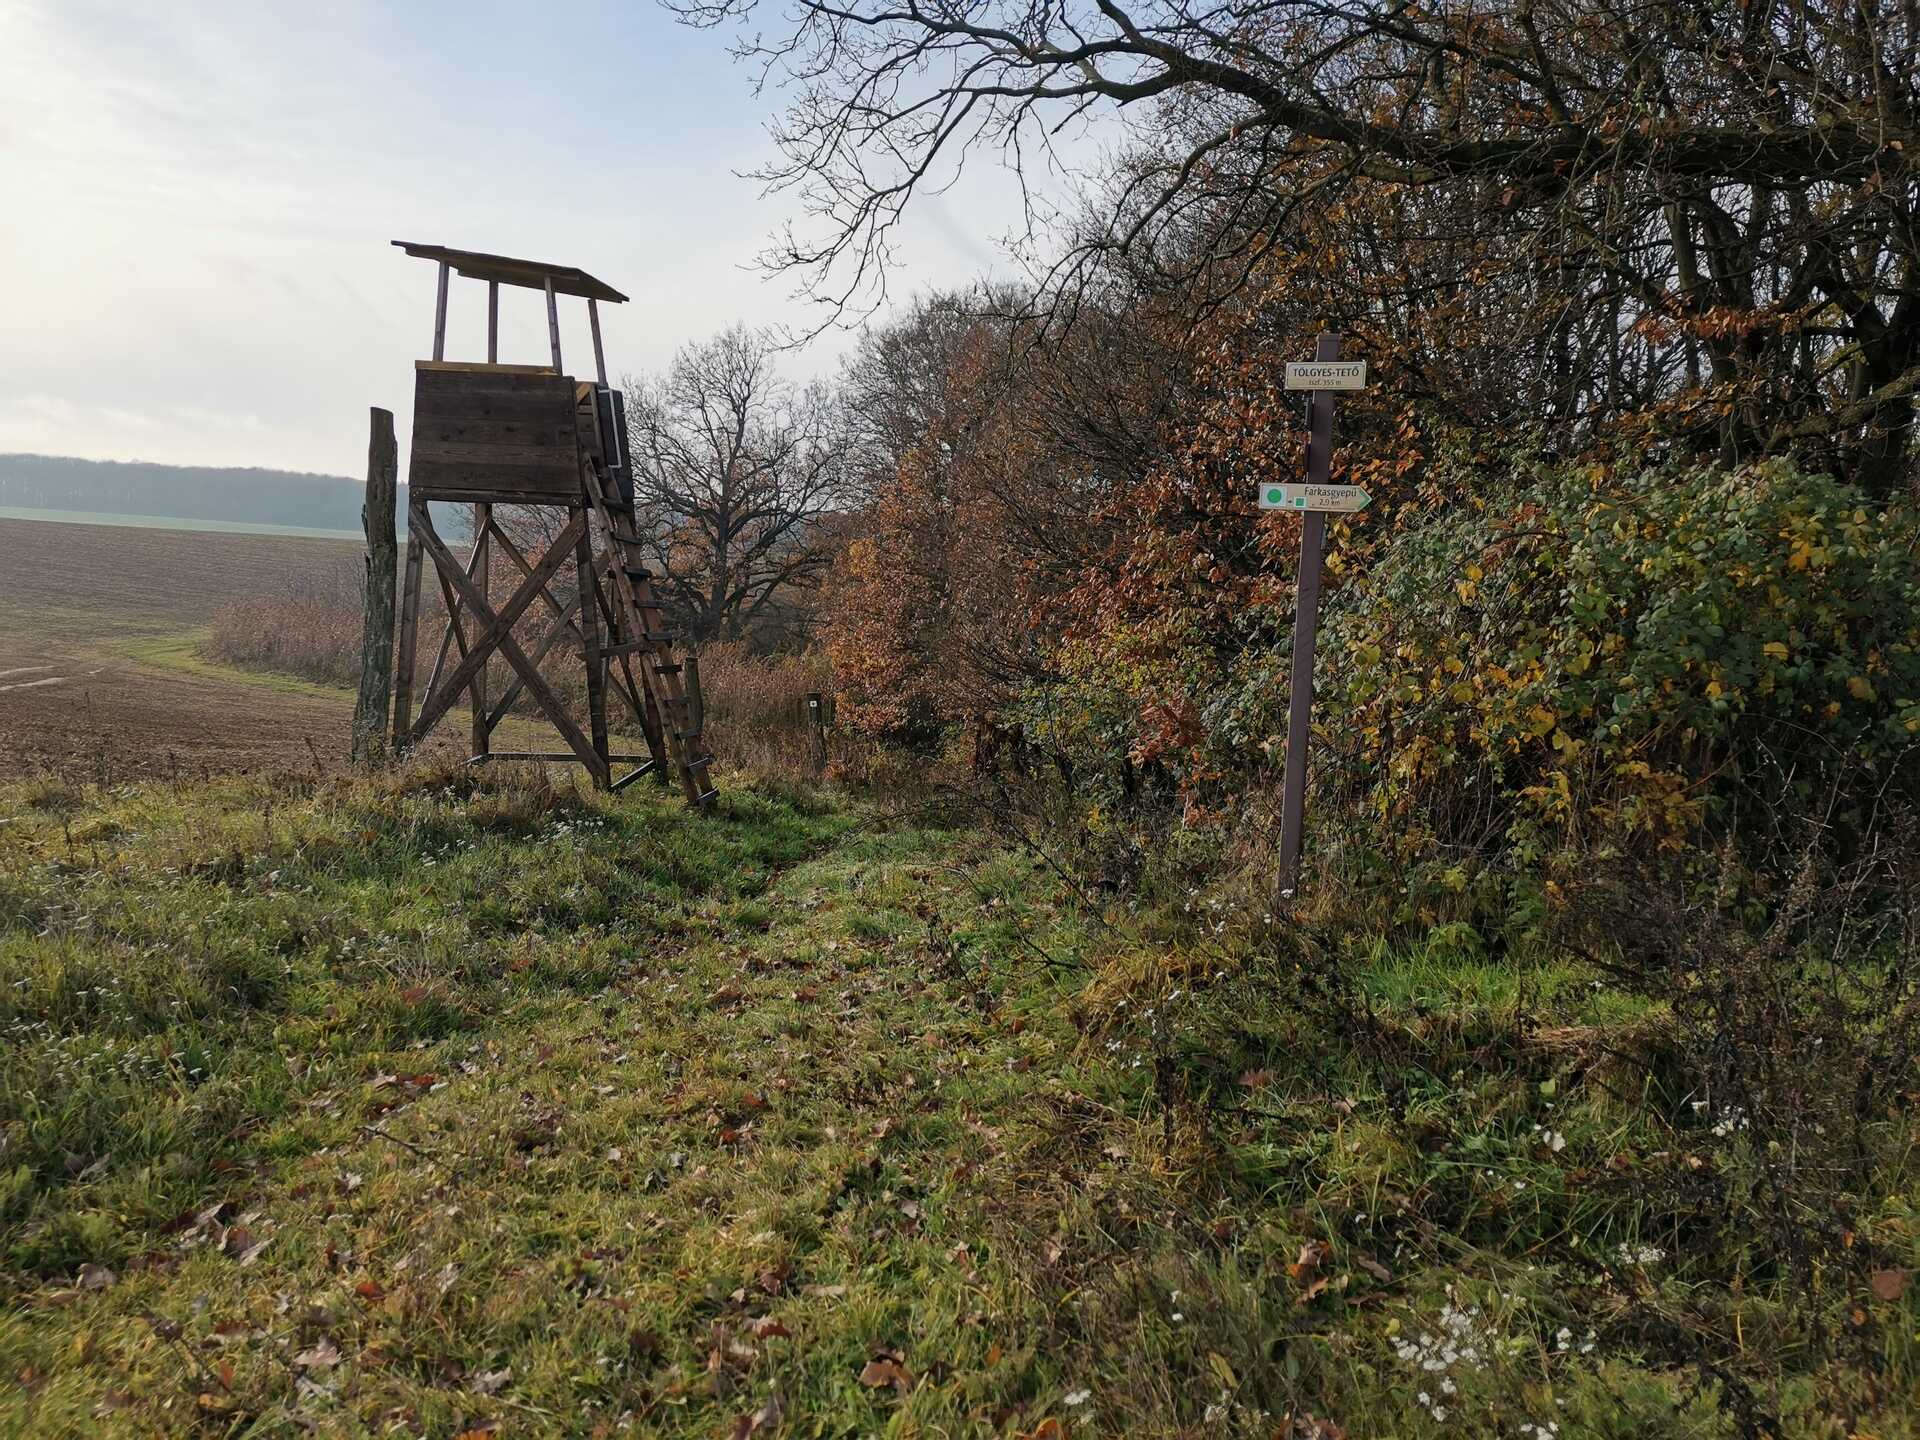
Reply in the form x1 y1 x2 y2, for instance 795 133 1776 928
1319 457 1920 878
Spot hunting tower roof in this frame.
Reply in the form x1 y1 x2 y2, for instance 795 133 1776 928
390 240 629 303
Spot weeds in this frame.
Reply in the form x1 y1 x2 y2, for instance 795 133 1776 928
3 757 1916 1436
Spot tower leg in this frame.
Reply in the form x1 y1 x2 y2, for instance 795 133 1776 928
575 522 611 788
391 525 424 753
470 503 491 760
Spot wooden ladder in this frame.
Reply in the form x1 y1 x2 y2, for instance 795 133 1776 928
575 390 717 810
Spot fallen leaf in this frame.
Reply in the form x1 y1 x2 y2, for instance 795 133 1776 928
1280 1412 1348 1440
628 1327 662 1361
470 1367 512 1395
1355 1252 1393 1283
355 1280 386 1301
1237 1068 1276 1089
1287 1241 1329 1282
293 1339 340 1371
1871 1268 1911 1302
748 1317 791 1340
859 1357 913 1394
731 1393 784 1438
77 1263 115 1291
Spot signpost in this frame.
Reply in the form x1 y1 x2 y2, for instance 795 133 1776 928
1284 359 1367 392
1258 483 1371 513
1274 333 1368 896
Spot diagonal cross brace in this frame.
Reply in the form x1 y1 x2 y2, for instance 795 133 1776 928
406 505 606 784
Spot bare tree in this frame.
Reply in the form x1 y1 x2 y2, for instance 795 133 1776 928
668 0 1920 492
626 324 848 647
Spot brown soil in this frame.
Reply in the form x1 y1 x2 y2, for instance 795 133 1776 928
0 517 415 782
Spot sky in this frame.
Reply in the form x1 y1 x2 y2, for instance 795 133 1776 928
0 0 1045 477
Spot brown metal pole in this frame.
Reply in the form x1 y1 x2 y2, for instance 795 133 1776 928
432 261 449 362
588 298 608 385
1277 331 1341 896
545 276 563 372
487 280 499 364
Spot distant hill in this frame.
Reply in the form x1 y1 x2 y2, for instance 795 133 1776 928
0 454 407 533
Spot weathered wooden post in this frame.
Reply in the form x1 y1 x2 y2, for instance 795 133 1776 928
1265 334 1370 896
353 407 399 766
805 691 829 777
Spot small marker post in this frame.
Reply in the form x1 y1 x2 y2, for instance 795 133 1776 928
1275 332 1363 898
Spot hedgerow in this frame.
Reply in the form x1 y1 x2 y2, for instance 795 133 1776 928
1319 457 1920 873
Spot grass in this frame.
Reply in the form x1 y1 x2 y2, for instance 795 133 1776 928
109 629 355 699
1 764 1915 1437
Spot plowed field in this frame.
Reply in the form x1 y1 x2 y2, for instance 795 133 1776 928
0 516 439 780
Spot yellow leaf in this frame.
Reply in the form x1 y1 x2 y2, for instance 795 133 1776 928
1763 641 1789 661
1848 675 1877 702
1465 563 1483 581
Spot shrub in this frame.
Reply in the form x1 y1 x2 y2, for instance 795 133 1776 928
208 595 363 684
691 642 847 780
1313 457 1920 874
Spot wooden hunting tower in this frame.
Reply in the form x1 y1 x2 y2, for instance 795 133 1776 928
388 240 715 806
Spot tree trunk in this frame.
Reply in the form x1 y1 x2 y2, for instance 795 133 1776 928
353 408 399 767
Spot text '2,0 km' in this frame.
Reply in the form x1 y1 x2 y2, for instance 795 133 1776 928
1284 360 1367 391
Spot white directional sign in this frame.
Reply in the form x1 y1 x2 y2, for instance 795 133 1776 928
1284 360 1367 391
1259 482 1372 512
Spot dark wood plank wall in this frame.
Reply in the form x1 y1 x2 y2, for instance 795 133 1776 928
410 365 582 503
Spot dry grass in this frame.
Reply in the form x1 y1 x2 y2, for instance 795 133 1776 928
693 642 831 776
207 596 364 685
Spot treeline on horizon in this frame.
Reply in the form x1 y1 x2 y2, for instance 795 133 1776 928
0 453 403 531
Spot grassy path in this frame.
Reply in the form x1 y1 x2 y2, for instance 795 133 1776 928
4 765 1915 1438
0 766 1184 1437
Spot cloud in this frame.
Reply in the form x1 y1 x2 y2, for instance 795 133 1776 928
0 0 1049 475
